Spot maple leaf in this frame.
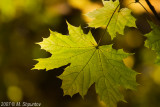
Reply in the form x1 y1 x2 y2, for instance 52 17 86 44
145 21 160 64
86 0 137 39
33 22 138 107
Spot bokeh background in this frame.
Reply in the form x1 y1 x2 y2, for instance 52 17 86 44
0 0 160 107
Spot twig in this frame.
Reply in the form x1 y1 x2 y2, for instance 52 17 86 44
138 2 154 20
145 0 160 21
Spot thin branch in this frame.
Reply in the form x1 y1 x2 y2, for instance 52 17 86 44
138 2 154 20
145 0 160 21
138 2 150 15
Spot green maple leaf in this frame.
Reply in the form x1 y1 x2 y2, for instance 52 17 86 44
86 0 137 39
145 21 160 64
33 22 138 107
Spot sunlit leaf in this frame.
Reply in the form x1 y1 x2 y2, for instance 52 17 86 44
33 22 138 107
86 0 137 39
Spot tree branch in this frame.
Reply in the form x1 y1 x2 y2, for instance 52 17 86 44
145 0 160 21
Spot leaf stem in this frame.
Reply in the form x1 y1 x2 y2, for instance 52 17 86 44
97 4 120 46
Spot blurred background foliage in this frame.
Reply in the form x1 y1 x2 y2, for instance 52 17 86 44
0 0 160 107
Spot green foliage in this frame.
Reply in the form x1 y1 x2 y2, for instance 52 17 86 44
33 0 160 107
0 0 42 21
33 22 138 107
145 21 160 64
86 0 137 39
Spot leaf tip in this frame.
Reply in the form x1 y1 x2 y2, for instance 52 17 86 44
65 20 71 26
49 29 54 34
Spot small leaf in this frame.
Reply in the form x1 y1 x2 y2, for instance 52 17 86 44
145 21 160 64
86 0 137 39
33 22 138 107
